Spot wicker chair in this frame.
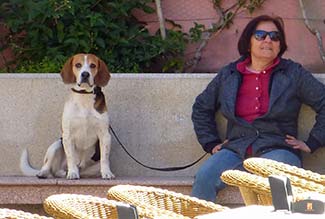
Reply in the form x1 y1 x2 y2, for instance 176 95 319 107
220 169 307 206
44 193 142 219
107 184 229 219
44 193 196 219
0 208 52 219
221 169 273 205
243 157 325 194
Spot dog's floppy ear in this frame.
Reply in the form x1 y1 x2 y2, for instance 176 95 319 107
94 58 111 87
60 56 76 84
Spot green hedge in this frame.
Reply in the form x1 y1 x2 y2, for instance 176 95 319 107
0 0 187 73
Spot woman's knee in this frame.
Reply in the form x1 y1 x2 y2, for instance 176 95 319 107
260 149 301 167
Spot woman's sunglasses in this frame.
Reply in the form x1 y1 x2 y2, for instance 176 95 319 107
253 30 280 42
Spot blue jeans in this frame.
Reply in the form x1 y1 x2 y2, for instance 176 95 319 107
191 149 301 202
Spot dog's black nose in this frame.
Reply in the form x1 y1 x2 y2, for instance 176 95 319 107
81 71 90 79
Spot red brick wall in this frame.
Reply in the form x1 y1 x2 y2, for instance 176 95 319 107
135 0 325 72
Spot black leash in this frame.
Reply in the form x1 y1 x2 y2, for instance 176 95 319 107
109 125 207 171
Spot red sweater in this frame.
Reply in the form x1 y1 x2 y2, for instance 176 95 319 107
236 57 280 155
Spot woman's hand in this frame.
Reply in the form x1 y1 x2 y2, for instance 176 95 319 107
212 139 228 154
285 135 311 153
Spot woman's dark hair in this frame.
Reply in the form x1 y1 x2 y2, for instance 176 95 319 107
237 15 287 57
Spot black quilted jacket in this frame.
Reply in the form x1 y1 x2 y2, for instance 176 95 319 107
192 57 325 159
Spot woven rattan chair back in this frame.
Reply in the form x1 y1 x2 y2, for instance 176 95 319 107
244 157 325 184
107 184 228 219
0 208 52 219
221 169 274 206
243 157 325 194
43 194 139 219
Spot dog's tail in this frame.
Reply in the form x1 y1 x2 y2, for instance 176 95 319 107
20 148 40 176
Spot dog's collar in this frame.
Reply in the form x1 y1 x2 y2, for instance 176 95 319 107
71 87 102 95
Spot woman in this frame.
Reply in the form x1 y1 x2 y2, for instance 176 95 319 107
191 15 325 202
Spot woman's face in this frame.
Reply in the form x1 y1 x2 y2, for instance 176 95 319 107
250 21 281 62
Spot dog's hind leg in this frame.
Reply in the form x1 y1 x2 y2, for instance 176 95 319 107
37 139 64 178
52 150 67 178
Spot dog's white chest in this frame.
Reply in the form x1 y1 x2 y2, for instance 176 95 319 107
62 94 109 148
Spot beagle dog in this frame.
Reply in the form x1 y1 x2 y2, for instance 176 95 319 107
20 53 115 179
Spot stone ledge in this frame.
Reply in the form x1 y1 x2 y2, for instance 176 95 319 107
0 176 243 205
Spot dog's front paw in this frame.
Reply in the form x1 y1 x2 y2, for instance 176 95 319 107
101 169 115 179
66 170 80 180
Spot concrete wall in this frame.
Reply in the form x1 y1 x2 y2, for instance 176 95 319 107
1 73 325 177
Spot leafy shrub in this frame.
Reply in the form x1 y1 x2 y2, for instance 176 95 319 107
14 57 63 73
0 0 187 73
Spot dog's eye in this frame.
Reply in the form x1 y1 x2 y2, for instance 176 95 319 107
75 63 82 68
90 63 96 68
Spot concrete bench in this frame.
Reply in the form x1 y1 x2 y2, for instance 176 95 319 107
0 176 241 205
1 73 325 214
